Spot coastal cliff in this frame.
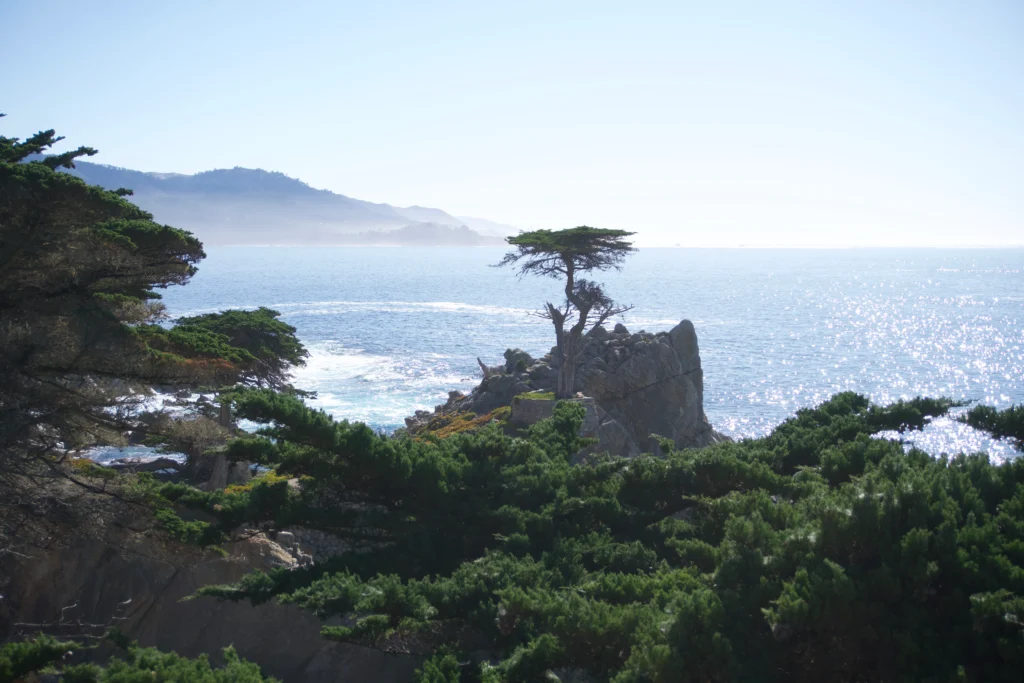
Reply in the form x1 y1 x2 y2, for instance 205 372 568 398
0 489 422 682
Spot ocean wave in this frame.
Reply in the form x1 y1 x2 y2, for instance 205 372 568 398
85 446 187 465
168 300 533 321
273 300 531 317
291 344 476 426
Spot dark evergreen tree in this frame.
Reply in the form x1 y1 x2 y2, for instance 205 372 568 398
0 634 276 682
151 390 1023 683
0 119 305 496
169 307 308 389
960 403 1024 450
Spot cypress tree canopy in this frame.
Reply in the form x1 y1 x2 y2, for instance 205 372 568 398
498 226 636 279
0 120 304 486
163 391 1024 683
2 123 202 466
169 307 309 388
498 226 636 397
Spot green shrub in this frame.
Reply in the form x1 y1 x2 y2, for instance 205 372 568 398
961 403 1024 449
416 653 462 683
0 635 276 682
153 507 224 546
174 391 1024 682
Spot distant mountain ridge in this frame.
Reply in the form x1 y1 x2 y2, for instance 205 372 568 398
62 161 516 246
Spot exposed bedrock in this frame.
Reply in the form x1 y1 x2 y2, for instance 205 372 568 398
0 505 421 682
407 319 729 456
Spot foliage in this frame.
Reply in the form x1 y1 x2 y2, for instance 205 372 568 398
961 404 1024 450
165 307 307 389
156 392 594 566
1 123 201 472
416 653 462 683
0 634 276 682
153 507 224 546
168 389 1024 682
224 469 292 495
0 634 73 682
132 308 308 391
70 458 118 480
497 227 636 398
498 227 637 277
65 644 274 681
152 469 293 542
417 407 512 440
0 120 305 499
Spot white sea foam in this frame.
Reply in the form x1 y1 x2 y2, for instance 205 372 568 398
85 446 186 465
170 300 533 322
290 344 476 427
275 300 532 317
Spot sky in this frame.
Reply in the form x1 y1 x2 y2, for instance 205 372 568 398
2 0 1022 247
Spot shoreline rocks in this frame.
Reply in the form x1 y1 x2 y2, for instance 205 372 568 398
405 319 730 456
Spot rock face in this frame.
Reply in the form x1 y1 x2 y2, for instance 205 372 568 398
0 503 422 683
575 320 723 453
510 396 599 434
406 320 728 456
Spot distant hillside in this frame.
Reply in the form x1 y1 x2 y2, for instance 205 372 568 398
455 215 520 237
348 223 507 246
62 162 515 246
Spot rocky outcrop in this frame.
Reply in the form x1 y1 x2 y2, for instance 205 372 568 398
508 395 641 461
275 527 357 564
407 320 728 456
574 320 726 453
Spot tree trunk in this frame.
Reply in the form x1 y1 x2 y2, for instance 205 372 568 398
556 333 578 399
218 401 233 428
203 453 229 491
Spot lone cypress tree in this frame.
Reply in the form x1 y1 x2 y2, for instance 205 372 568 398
498 226 635 398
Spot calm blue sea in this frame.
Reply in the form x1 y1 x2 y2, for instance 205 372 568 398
157 247 1024 459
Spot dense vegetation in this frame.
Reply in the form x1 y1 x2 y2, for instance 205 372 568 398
141 390 1023 683
151 307 308 390
0 120 305 489
0 634 275 682
0 121 305 679
2 122 200 469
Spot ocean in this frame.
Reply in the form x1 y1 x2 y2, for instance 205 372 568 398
152 246 1023 460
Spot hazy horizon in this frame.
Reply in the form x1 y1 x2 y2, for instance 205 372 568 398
3 0 1021 247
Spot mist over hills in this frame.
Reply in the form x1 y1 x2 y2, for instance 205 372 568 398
63 161 515 246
